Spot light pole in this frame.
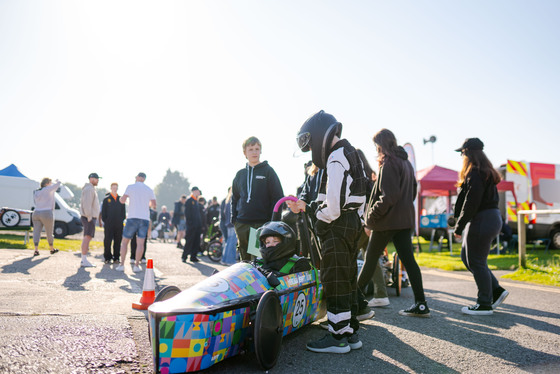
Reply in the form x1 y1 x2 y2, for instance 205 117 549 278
423 135 437 165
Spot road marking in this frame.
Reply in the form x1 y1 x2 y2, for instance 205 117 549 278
422 269 560 294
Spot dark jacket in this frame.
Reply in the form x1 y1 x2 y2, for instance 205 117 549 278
101 193 126 226
172 200 186 226
453 169 499 235
231 161 284 224
207 203 220 225
185 196 202 229
365 147 417 231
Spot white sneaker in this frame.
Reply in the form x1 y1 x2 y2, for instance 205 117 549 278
368 297 390 307
141 259 147 264
115 265 125 271
80 259 96 268
130 259 135 264
133 265 142 272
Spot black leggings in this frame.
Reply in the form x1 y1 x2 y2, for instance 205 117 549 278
461 209 502 306
358 228 426 303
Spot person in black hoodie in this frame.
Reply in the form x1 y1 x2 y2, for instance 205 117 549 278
182 186 203 263
100 183 126 264
358 129 430 318
453 138 509 315
231 136 284 262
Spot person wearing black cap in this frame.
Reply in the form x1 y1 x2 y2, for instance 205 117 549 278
79 173 101 267
182 186 203 263
453 138 509 315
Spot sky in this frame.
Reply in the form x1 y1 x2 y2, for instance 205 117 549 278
1 0 559 203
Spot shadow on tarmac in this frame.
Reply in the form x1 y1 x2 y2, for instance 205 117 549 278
1 255 48 275
390 287 560 371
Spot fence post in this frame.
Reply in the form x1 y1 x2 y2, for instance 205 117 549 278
517 213 526 268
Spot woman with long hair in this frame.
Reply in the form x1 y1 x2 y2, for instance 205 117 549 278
358 129 430 317
453 138 509 315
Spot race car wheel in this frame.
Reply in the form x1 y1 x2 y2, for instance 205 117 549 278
254 290 283 370
1 210 21 227
207 240 223 263
392 253 402 297
154 285 181 303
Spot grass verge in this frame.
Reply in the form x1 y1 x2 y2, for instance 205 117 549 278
0 233 102 252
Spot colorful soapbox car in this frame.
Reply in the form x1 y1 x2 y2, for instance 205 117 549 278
148 197 324 373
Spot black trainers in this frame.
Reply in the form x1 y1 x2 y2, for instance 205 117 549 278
462 303 493 315
347 333 362 350
356 306 375 321
398 301 431 317
492 287 509 309
306 334 350 354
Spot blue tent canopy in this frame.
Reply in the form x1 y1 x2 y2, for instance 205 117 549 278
0 164 28 178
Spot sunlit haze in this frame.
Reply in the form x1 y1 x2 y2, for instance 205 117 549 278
1 1 558 201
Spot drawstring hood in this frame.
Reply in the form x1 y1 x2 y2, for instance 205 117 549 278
246 164 254 203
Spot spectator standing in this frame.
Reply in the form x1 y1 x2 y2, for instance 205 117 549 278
356 149 390 308
207 197 220 226
80 173 101 267
287 110 368 353
172 195 187 248
232 136 284 261
158 206 171 229
117 172 156 272
220 188 237 265
198 196 208 239
182 186 203 263
358 129 429 317
100 183 126 264
453 138 509 315
32 178 61 256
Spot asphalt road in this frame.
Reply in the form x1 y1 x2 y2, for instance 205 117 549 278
0 239 559 373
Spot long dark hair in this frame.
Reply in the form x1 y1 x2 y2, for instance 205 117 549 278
373 129 399 166
458 149 501 186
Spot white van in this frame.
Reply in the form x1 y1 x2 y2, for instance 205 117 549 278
0 174 83 238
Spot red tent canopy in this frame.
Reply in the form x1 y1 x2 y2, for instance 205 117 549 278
417 165 458 197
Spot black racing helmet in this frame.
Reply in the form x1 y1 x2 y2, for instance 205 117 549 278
258 221 297 263
296 110 342 169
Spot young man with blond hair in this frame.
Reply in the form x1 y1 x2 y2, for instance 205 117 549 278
231 136 284 261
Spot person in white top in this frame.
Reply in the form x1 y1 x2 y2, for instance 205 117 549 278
117 172 156 273
32 178 61 256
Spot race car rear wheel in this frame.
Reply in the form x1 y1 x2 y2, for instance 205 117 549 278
254 290 283 370
154 285 181 303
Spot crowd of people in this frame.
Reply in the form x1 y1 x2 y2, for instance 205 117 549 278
31 110 509 354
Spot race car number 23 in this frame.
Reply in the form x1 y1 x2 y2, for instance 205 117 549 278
292 293 307 328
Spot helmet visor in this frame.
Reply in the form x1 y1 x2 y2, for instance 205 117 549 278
296 132 311 152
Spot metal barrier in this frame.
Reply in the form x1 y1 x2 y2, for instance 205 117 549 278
517 209 560 268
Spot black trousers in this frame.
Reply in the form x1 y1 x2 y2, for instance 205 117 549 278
103 224 123 261
461 209 502 306
182 226 202 260
358 228 426 304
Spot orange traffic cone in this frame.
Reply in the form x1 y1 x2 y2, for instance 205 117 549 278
132 258 156 310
